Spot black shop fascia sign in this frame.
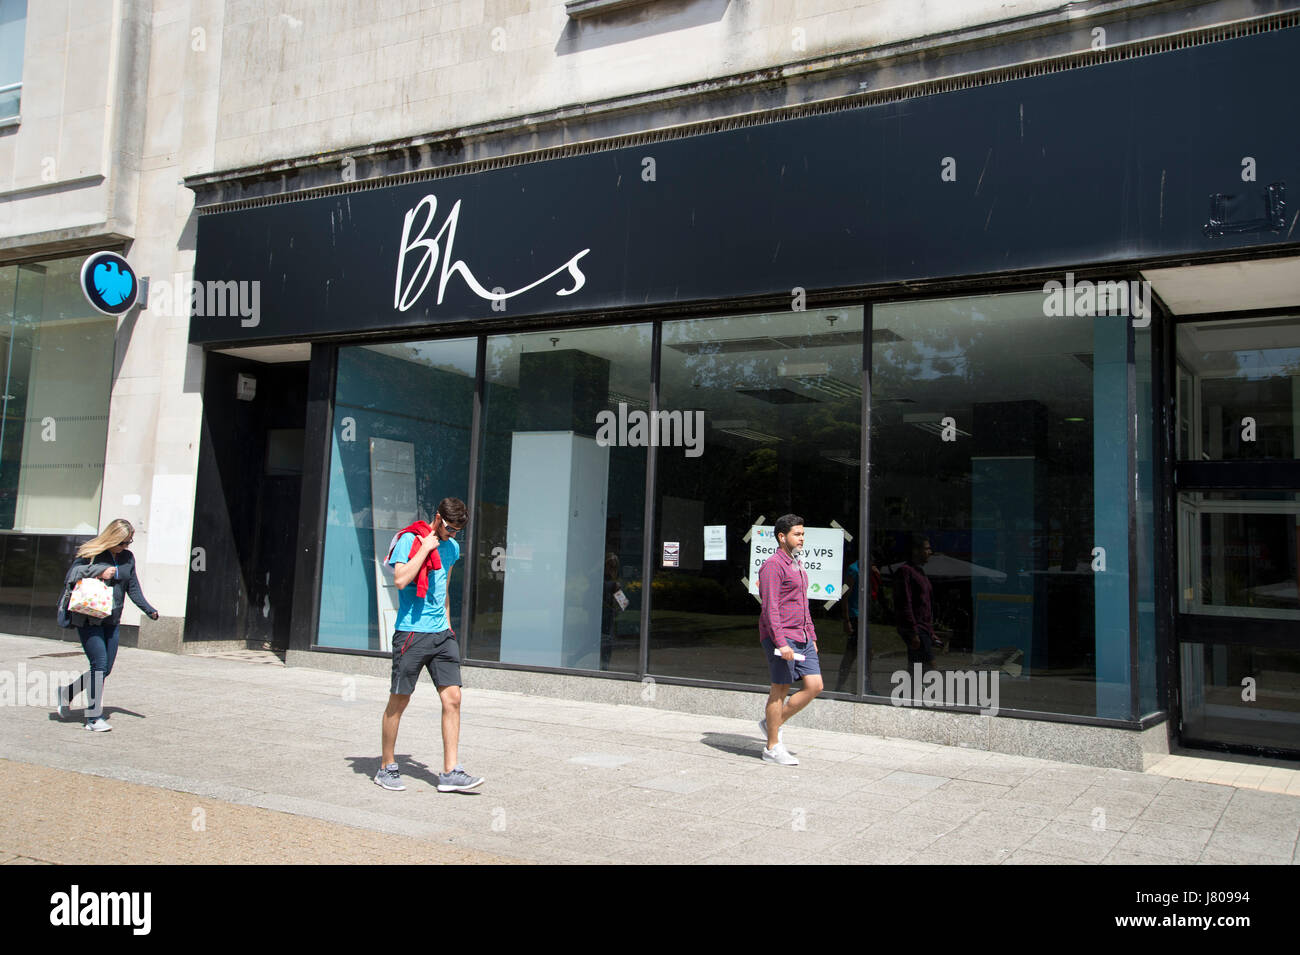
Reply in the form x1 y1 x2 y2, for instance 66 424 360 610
190 25 1300 346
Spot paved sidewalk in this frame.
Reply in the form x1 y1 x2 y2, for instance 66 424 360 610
1 634 1297 865
0 759 519 865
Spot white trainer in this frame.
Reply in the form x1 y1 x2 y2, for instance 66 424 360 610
84 718 112 733
762 742 799 766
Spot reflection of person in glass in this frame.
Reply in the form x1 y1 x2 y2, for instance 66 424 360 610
600 552 623 669
835 553 881 693
757 514 823 766
836 557 860 693
894 534 936 669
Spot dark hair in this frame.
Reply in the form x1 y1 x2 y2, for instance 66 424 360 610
907 533 930 555
437 497 468 527
774 513 803 539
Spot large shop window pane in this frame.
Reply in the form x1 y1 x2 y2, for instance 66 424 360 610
468 326 650 673
1136 327 1158 716
1180 643 1300 752
647 308 863 688
316 340 475 650
1177 315 1300 460
0 257 114 534
1178 491 1300 620
869 291 1140 719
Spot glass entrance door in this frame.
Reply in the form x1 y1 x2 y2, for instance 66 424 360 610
1175 314 1300 755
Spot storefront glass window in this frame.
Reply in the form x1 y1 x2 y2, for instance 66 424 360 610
0 256 115 534
467 325 651 672
1178 490 1300 620
868 290 1141 719
646 308 864 688
1180 643 1300 752
315 340 476 650
1177 315 1300 460
1137 326 1157 716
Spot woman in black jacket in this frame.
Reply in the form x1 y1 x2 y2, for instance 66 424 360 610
56 518 158 731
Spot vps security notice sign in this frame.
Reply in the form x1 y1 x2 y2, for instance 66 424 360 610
748 525 845 602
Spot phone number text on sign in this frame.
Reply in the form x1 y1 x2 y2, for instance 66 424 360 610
748 525 845 602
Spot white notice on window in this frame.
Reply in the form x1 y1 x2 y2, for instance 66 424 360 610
662 542 680 567
704 525 727 561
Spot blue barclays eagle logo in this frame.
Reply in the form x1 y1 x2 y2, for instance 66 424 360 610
94 261 134 307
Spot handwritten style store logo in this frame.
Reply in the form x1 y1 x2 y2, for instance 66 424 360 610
394 194 591 311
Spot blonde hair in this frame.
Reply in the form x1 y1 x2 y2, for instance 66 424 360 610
77 519 134 559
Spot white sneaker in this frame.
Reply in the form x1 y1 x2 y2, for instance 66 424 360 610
758 717 784 744
762 742 799 766
84 719 112 733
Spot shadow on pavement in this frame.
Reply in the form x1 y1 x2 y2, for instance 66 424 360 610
47 706 146 723
346 753 441 787
700 732 765 760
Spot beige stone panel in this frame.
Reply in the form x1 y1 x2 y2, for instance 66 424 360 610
0 138 14 192
103 393 161 469
142 92 184 161
10 115 64 192
67 0 114 26
219 103 274 142
136 560 189 617
0 181 111 242
14 43 68 121
114 315 169 381
146 22 191 100
154 407 201 458
180 87 220 176
56 108 110 180
24 1 67 39
151 0 190 26
459 0 487 28
60 45 113 117
111 375 162 399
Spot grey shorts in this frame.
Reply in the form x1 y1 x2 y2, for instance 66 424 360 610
390 629 461 694
761 638 820 685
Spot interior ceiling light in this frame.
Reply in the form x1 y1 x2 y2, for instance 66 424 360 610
607 390 649 410
712 420 779 443
790 376 861 400
666 330 863 355
820 449 860 466
778 362 863 399
735 387 819 404
902 411 971 438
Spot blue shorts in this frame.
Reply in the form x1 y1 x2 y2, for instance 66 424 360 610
761 638 820 686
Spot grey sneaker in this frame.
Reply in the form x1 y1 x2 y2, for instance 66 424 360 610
56 684 71 719
84 718 112 733
758 717 784 744
437 766 484 793
374 762 405 791
762 742 799 766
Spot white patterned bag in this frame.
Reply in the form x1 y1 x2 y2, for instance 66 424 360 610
67 577 113 619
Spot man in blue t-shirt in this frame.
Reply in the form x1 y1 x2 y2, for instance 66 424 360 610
374 497 484 794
